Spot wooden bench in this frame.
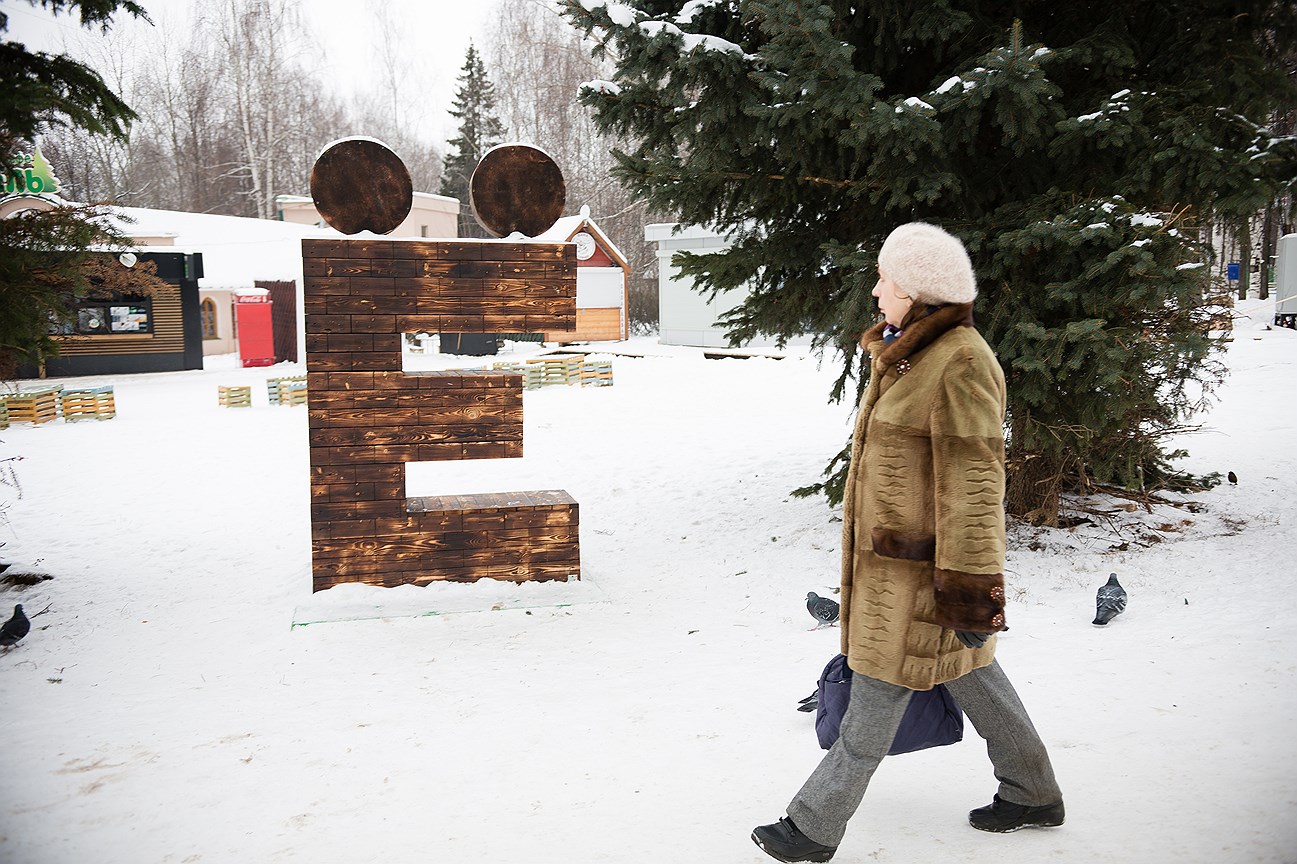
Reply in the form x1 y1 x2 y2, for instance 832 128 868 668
218 385 252 408
61 385 116 421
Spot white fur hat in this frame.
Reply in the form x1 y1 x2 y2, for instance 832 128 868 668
877 222 977 305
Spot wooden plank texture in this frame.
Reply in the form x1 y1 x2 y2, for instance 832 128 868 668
305 238 580 591
309 139 412 235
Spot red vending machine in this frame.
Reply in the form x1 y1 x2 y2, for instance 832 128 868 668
234 293 275 368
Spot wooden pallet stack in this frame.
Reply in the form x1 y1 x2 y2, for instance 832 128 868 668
303 237 580 592
218 385 252 408
267 374 309 406
0 401 8 430
60 385 116 421
281 381 308 406
525 354 584 388
4 389 59 425
579 359 614 387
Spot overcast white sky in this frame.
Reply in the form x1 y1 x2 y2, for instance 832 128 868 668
2 0 497 142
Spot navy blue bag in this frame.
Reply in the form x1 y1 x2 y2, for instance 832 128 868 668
814 653 964 754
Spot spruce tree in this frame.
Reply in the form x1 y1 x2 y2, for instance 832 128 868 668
562 0 1297 523
0 0 144 165
440 42 507 238
0 1 147 377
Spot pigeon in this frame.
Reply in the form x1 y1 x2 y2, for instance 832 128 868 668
0 604 29 646
1227 471 1238 485
797 692 819 713
1092 574 1127 626
806 592 840 626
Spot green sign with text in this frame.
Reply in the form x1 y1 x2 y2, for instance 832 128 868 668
5 148 61 196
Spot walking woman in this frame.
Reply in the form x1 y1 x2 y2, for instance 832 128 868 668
752 223 1063 863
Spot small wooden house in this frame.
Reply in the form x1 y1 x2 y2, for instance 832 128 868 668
537 207 630 342
27 250 205 378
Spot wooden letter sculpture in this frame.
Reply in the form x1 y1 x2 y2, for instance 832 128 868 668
304 139 579 592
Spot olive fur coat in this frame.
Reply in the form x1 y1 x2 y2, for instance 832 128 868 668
839 302 1008 691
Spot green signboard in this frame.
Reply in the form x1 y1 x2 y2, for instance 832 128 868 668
4 148 60 196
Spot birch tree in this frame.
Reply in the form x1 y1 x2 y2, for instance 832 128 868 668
216 0 295 218
351 0 442 194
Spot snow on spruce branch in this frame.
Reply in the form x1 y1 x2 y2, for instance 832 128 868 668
1076 89 1140 123
579 79 622 97
895 96 935 114
675 0 726 24
575 0 750 58
576 0 637 27
637 19 746 56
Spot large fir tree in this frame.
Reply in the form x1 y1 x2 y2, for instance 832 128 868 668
0 0 147 377
0 0 142 165
440 42 507 238
562 0 1297 523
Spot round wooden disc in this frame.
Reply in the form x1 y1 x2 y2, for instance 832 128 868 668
469 144 565 238
310 138 413 235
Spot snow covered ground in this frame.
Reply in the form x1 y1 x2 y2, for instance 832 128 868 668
0 302 1293 864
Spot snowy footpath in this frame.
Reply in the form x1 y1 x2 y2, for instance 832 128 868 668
0 307 1294 864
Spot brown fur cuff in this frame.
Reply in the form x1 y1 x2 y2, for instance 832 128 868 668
933 567 1007 632
871 528 936 562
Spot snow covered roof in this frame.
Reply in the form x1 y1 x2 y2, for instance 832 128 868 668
103 206 343 290
275 190 460 206
534 207 629 268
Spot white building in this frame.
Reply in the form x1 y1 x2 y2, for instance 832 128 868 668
645 222 745 347
646 222 816 350
275 192 459 239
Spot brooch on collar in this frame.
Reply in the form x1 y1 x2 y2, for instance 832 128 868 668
894 358 912 376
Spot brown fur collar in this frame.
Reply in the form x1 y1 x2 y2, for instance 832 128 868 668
863 303 975 372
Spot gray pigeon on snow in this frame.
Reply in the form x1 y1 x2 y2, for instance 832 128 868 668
1092 574 1127 626
806 592 840 625
0 604 29 646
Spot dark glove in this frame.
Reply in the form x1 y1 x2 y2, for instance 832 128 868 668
955 630 989 649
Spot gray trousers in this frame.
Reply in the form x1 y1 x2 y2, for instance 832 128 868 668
787 660 1062 847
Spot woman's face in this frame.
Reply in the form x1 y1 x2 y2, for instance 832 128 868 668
872 268 914 328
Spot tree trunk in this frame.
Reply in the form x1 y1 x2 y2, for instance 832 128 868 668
1004 413 1069 527
1261 201 1277 301
1238 220 1252 302
1005 450 1065 527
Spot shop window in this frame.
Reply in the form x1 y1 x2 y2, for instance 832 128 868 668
72 296 153 335
200 298 218 339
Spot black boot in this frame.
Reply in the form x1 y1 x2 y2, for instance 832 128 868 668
968 795 1065 832
751 816 837 863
